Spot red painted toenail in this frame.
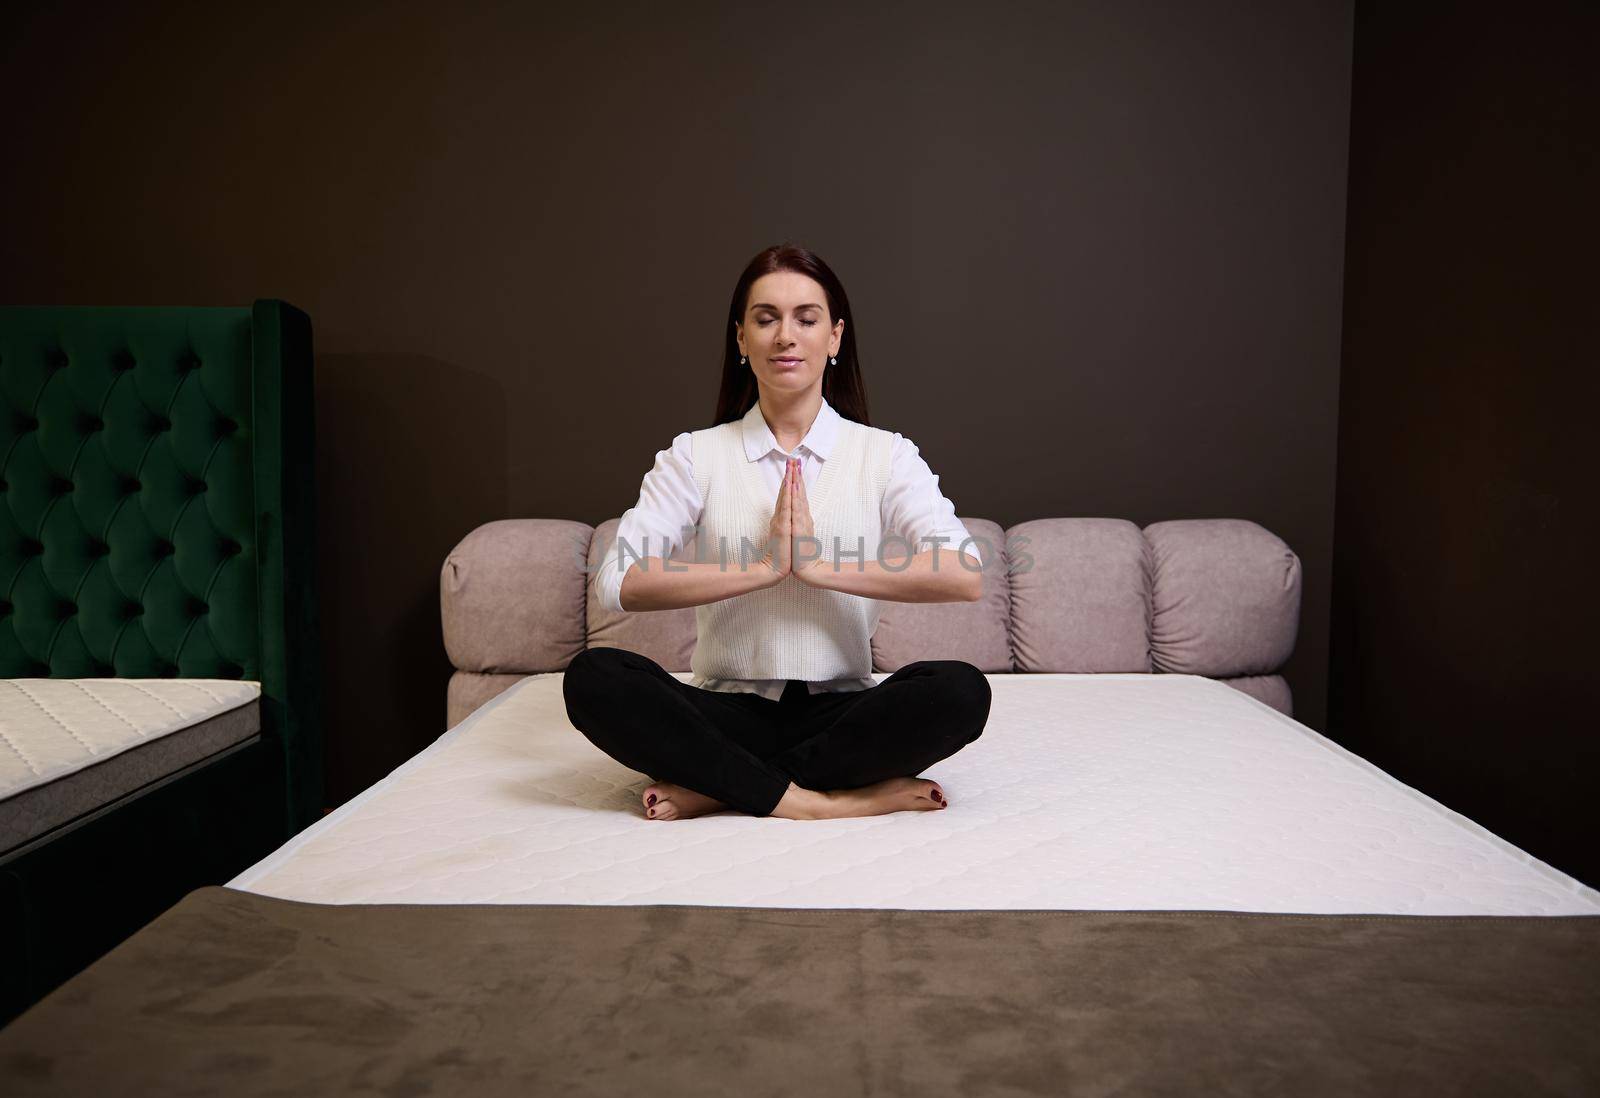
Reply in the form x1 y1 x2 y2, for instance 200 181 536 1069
647 808 655 817
647 794 657 806
932 790 942 801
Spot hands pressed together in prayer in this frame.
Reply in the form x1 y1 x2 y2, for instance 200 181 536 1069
761 456 829 587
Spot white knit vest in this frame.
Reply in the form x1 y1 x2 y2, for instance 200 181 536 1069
688 415 896 684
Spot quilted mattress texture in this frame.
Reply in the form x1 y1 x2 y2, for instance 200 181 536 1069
1 678 262 851
229 673 1600 915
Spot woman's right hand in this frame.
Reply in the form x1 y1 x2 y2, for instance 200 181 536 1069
760 457 796 583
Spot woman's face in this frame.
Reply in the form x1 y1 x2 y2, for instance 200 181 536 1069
735 271 844 395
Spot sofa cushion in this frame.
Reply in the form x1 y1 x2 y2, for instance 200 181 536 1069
872 517 1012 672
440 519 589 674
1009 518 1153 673
1146 519 1301 677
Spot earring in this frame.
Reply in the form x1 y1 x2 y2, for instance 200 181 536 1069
830 355 837 365
740 355 748 366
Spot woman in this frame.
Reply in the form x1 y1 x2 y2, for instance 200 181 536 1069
564 243 991 822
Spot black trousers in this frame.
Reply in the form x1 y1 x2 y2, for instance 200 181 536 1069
562 647 992 817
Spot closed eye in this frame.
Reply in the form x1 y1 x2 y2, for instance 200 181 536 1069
758 319 816 326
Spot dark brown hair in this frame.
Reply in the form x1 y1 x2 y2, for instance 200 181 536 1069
710 243 872 428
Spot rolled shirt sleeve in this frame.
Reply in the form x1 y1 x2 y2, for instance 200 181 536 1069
881 433 984 570
595 431 701 612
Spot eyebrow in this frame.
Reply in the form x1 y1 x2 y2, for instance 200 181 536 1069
751 302 823 312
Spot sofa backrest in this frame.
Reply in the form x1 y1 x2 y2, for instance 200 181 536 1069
440 516 1301 726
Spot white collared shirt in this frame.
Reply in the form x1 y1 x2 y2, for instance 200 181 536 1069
594 397 983 701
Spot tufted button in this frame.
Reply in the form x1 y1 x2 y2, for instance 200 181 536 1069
88 538 109 557
219 661 243 678
48 350 68 369
186 597 208 617
222 538 241 555
22 416 39 432
151 414 172 432
156 540 175 557
113 350 136 371
124 603 141 621
179 351 200 372
123 477 142 494
217 418 238 436
0 600 11 617
51 477 73 496
189 478 207 495
84 415 105 432
58 601 76 618
0 479 7 492
22 538 43 556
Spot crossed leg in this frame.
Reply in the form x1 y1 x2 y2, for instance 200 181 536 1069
564 649 991 821
767 660 992 792
563 646 793 817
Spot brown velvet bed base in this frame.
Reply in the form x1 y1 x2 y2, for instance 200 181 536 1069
2 886 1596 1096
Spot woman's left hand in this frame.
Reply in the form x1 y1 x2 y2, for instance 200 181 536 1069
789 460 827 586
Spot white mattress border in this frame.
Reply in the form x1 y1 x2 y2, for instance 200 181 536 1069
1199 675 1599 907
1 678 263 801
229 672 1600 910
229 673 550 889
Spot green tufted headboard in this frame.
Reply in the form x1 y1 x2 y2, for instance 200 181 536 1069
0 300 321 835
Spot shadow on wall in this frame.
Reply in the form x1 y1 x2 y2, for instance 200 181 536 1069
315 354 508 809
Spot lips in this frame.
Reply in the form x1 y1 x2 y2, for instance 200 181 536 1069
773 357 803 364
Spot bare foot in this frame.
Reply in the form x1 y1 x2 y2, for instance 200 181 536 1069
642 781 728 820
771 777 948 821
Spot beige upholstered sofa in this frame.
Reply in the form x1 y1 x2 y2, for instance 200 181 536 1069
440 516 1302 729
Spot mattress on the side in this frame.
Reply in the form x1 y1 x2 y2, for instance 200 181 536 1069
228 673 1600 915
1 679 262 853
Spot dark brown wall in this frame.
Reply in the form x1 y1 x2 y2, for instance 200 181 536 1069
1332 2 1598 885
2 1 1353 808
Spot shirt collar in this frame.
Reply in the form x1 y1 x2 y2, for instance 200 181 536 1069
740 396 840 463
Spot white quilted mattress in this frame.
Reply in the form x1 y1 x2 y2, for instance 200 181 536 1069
0 678 262 800
228 673 1600 915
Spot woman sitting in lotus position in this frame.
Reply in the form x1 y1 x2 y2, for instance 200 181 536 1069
564 243 991 822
